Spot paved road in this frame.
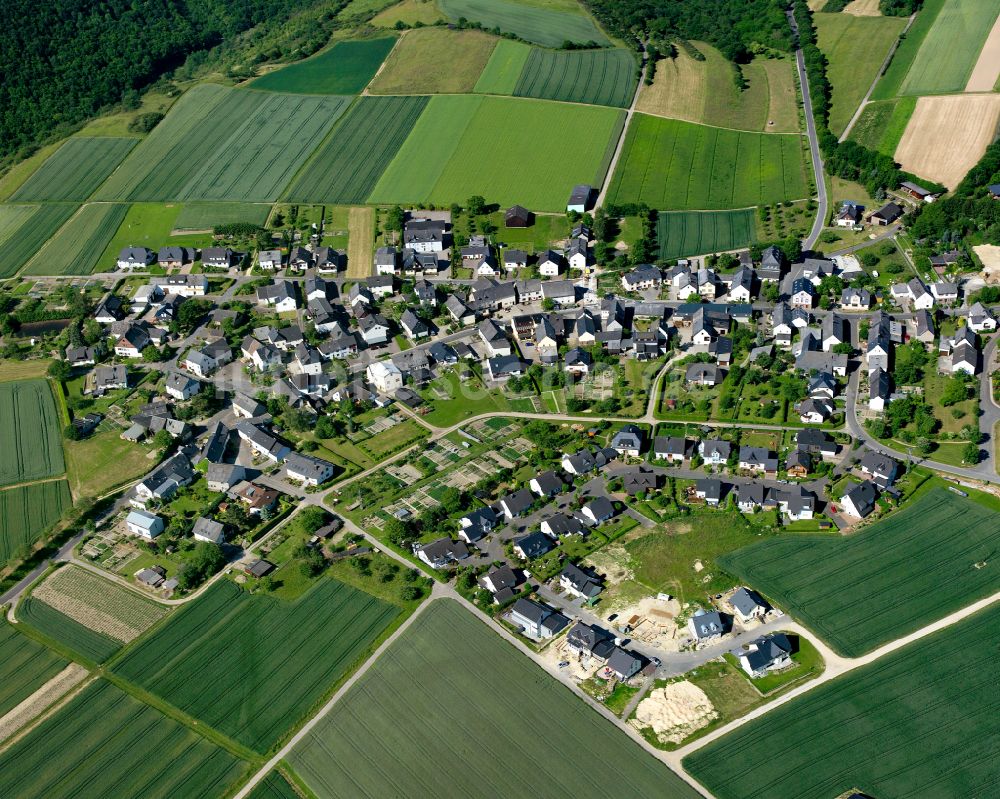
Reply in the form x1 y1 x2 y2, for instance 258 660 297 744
788 8 827 252
839 13 918 142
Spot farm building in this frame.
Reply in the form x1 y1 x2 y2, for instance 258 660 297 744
505 205 533 228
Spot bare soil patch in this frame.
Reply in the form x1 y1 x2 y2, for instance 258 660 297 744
974 244 1000 283
631 680 717 744
843 0 881 16
895 94 1000 189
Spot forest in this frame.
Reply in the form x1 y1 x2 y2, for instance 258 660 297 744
584 0 792 61
0 0 345 164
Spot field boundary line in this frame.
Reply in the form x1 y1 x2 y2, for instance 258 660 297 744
361 31 404 96
0 475 69 493
0 671 98 757
615 107 810 136
231 585 442 799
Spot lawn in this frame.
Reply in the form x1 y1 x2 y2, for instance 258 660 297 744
0 679 246 799
512 47 638 108
64 426 157 499
474 39 532 94
112 577 400 753
846 96 916 157
897 0 999 95
0 480 72 565
685 601 1000 799
10 137 138 202
252 36 397 94
814 11 907 136
288 599 699 799
720 487 1000 657
358 417 428 460
636 42 799 134
284 95 428 204
174 202 272 229
23 202 129 275
605 114 809 211
871 0 944 100
0 203 79 278
657 209 757 260
625 510 778 606
0 621 67 719
95 202 182 271
368 28 496 94
96 85 351 202
370 94 625 211
438 0 610 47
418 368 514 426
0 379 65 487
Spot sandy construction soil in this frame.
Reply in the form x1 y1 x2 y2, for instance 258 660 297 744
631 680 718 744
895 94 1000 189
966 14 1000 92
843 0 882 16
974 245 1000 283
0 664 88 744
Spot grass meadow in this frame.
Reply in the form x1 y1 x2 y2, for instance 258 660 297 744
0 679 247 799
174 202 272 229
606 114 808 210
370 95 625 210
95 202 182 269
897 0 999 95
252 36 397 94
96 85 350 202
720 487 1000 657
10 137 137 202
367 28 497 94
847 97 916 157
656 209 756 260
474 39 531 94
112 578 399 753
512 47 637 108
289 599 699 799
285 95 428 204
0 379 65 486
0 204 78 278
0 480 71 565
0 621 66 718
814 11 907 136
438 0 610 47
685 601 1000 799
23 203 129 275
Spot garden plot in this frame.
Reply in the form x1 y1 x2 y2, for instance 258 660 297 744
386 463 423 483
364 414 401 435
32 565 167 643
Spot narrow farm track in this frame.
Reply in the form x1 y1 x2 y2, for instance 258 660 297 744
596 57 646 208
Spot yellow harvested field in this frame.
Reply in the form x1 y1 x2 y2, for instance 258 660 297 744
966 14 1000 92
347 206 375 278
807 0 826 10
636 49 707 122
761 57 800 133
844 0 881 16
372 0 444 27
895 94 1000 189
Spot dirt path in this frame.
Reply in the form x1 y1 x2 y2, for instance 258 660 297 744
966 12 1000 92
0 664 89 746
595 58 647 209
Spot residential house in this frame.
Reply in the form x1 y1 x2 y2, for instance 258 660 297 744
758 246 784 282
257 281 298 312
529 471 564 498
415 537 469 569
621 265 662 292
738 446 777 475
202 247 238 270
512 531 554 560
117 247 155 271
207 463 245 493
192 517 225 544
258 249 283 271
374 246 400 276
561 447 616 475
736 482 765 512
736 633 793 678
499 488 535 520
114 324 150 358
231 481 279 515
842 480 879 519
686 363 723 387
366 360 403 394
699 439 731 466
773 485 814 521
695 478 724 506
503 249 528 272
400 309 430 342
479 565 522 603
730 587 769 623
125 510 163 539
606 648 644 681
537 250 564 277
727 266 755 302
859 450 899 486
479 319 511 357
790 278 816 310
486 354 526 381
821 314 847 352
541 513 587 538
798 397 834 423
580 496 616 526
772 303 793 347
688 609 729 643
165 372 199 401
90 364 129 395
834 201 863 227
404 219 448 253
785 447 812 478
237 421 290 464
797 428 837 460
610 424 644 457
654 436 690 463
284 452 335 487
841 287 872 310
968 301 998 333
868 202 903 226
509 598 569 639
869 367 892 412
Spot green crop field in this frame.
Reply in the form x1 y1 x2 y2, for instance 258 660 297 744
657 209 757 260
252 37 397 94
606 114 808 210
247 771 300 799
0 379 65 487
513 47 637 108
720 487 1000 657
96 202 182 269
174 202 272 229
370 94 625 211
0 679 246 799
10 138 138 202
872 0 943 99
18 596 122 664
847 97 916 157
0 621 66 718
285 95 428 204
685 602 1000 799
96 85 351 202
438 0 610 47
0 480 71 565
113 578 399 752
0 203 78 278
290 600 698 798
898 0 999 95
814 12 907 136
474 40 532 94
23 203 128 275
